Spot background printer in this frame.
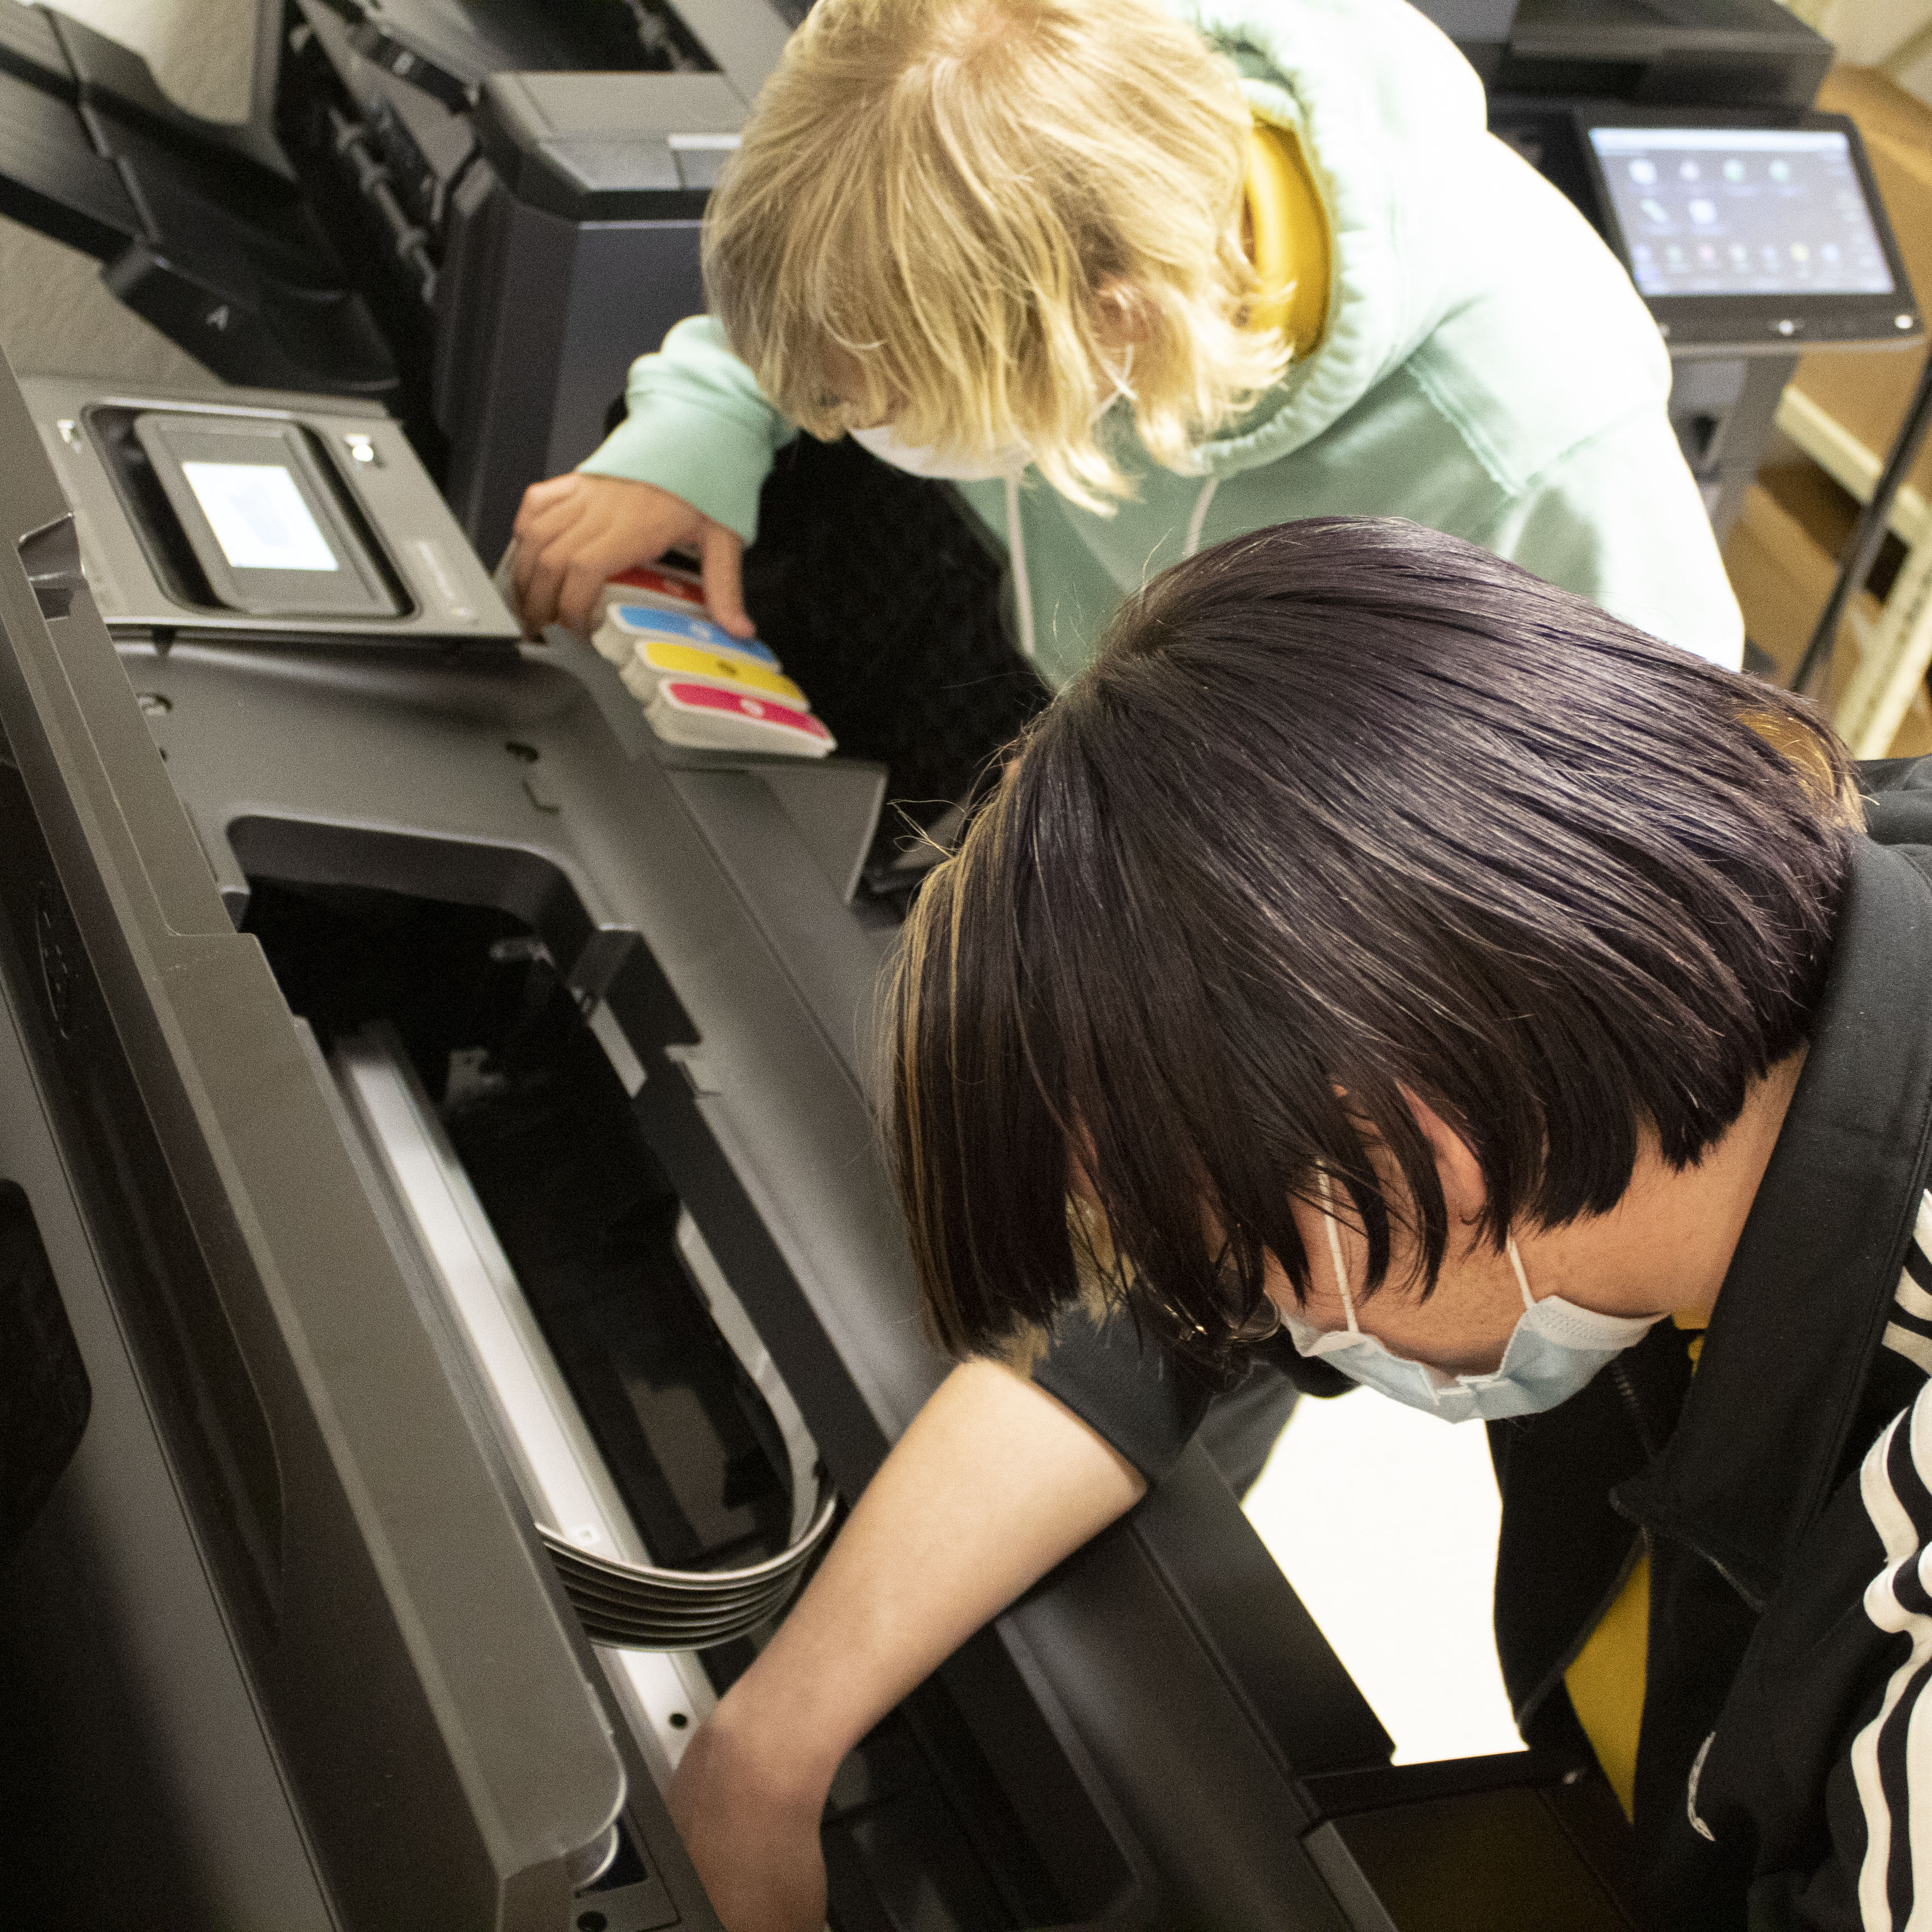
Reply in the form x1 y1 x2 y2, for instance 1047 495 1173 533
0 0 1918 883
269 0 1917 553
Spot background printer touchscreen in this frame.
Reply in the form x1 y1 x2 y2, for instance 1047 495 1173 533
1590 126 1893 298
1574 111 1915 350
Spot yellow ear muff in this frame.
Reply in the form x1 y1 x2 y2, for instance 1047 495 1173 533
1244 122 1331 359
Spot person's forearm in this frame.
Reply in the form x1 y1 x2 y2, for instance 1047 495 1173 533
697 1358 1146 1802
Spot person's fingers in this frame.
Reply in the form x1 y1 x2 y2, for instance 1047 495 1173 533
519 543 573 634
510 526 537 602
502 543 541 640
510 495 586 621
700 522 755 637
510 543 549 633
515 494 595 580
558 551 621 637
518 498 629 633
512 472 578 538
512 477 714 634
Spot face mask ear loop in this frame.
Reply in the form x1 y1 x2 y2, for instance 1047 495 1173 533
1314 1171 1361 1335
1505 1234 1535 1312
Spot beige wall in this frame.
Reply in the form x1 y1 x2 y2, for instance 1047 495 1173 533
0 0 254 386
1782 0 1932 104
56 0 254 120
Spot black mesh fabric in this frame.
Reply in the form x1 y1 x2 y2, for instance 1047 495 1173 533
739 434 1050 890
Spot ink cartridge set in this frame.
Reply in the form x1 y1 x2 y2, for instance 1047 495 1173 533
595 565 836 759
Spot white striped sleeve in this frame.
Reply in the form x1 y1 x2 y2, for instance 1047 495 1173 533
1883 1194 1932 1379
1848 1385 1932 1929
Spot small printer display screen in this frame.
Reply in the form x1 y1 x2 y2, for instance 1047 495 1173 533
1589 127 1894 300
180 460 341 574
114 407 414 622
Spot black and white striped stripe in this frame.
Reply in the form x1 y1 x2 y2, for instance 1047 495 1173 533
1882 1194 1932 1379
1850 1382 1932 1928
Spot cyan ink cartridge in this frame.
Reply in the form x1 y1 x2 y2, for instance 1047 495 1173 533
593 602 782 669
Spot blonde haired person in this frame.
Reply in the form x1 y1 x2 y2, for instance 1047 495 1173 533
510 0 1745 679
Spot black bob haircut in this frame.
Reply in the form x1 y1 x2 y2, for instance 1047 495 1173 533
887 517 1859 1365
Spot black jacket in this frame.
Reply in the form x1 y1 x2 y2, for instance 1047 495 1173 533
1035 759 1932 1930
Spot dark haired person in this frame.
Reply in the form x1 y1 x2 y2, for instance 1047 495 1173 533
671 518 1932 1931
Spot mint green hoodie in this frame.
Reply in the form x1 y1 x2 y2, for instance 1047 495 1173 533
580 0 1744 685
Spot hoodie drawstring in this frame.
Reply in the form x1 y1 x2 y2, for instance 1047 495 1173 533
1006 464 1211 664
1006 468 1036 660
1183 476 1219 560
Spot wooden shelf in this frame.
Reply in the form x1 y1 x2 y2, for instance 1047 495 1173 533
1774 379 1932 757
1775 385 1932 548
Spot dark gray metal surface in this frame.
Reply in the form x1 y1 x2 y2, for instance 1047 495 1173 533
116 591 1396 1922
434 147 715 560
21 372 519 650
0 969 340 1932
1498 0 1831 104
0 345 628 1930
1670 352 1794 537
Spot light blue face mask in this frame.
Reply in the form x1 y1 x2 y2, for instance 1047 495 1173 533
847 353 1135 481
1277 1176 1661 1424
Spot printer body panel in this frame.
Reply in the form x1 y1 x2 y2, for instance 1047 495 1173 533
116 612 1420 1922
0 979 340 1932
0 351 633 1931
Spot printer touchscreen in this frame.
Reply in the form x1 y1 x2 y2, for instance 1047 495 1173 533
1590 126 1893 299
179 462 342 574
129 413 406 621
1574 110 1917 349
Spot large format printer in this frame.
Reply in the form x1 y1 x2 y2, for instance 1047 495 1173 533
0 354 1663 1927
0 3 1919 1927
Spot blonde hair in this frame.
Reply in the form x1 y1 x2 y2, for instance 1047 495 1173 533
702 0 1291 509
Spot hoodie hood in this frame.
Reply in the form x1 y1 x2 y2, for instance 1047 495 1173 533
589 0 1740 690
1175 0 1492 477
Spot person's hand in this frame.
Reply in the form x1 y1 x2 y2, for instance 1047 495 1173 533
508 472 752 639
667 1706 829 1932
656 1362 1142 1930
